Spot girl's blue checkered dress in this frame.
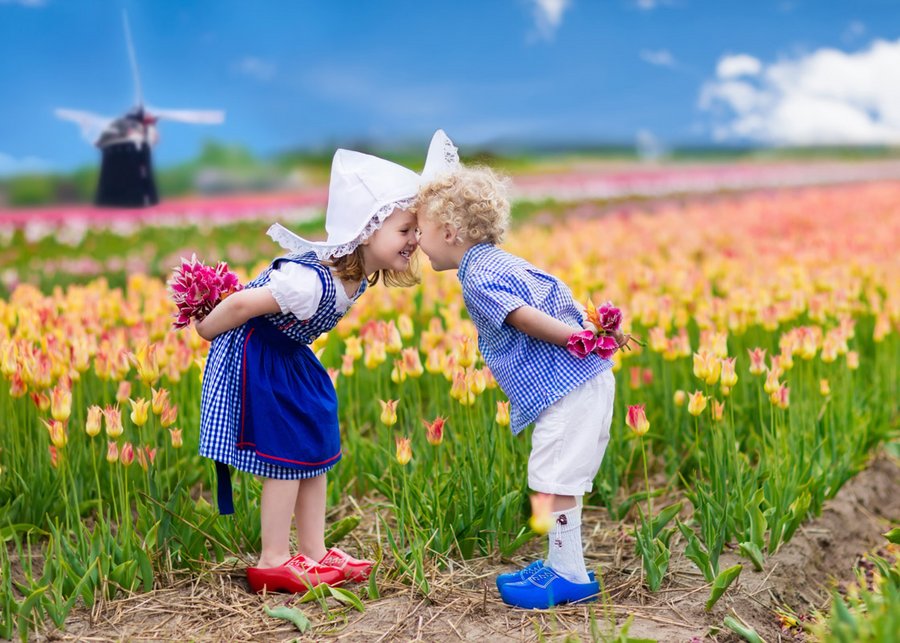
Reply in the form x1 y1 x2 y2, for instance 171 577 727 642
199 251 365 514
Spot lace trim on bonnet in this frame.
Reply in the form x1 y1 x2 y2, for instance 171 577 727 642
268 196 417 260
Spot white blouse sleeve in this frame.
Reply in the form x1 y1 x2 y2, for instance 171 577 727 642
266 262 323 320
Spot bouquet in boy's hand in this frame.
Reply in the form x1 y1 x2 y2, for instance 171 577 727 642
168 254 243 329
567 300 642 359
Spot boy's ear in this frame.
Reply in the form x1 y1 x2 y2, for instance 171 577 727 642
442 224 457 243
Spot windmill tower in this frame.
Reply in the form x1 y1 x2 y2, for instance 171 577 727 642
56 12 224 207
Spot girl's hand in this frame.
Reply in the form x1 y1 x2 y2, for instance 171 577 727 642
193 318 210 341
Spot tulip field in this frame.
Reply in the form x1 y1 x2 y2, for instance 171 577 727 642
1 177 899 640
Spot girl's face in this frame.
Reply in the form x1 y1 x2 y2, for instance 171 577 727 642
360 208 418 273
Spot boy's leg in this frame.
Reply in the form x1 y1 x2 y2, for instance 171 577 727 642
258 478 301 568
546 494 590 583
294 473 328 562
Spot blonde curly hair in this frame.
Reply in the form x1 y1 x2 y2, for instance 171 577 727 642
415 166 510 244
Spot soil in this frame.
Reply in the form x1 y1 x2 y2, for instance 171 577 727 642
26 453 899 642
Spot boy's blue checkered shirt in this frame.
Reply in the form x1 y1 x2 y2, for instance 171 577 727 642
458 243 612 435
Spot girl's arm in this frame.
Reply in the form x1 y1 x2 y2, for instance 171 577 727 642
505 305 578 346
194 288 282 340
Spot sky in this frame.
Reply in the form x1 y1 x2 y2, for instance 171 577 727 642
1 0 899 175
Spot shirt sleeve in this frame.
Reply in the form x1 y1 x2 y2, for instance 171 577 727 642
266 262 323 320
464 270 530 331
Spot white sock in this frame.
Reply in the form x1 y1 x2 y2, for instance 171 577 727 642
545 504 590 584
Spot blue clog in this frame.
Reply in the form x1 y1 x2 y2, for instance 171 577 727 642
499 565 599 609
496 560 595 590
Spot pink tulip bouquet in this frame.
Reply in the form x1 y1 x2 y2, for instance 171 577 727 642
567 300 640 359
168 254 243 329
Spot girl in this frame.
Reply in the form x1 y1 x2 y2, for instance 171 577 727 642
195 148 422 593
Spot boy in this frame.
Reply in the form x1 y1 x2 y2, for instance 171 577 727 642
415 144 625 608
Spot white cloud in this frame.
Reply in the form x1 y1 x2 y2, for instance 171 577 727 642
304 67 455 120
842 20 866 44
640 49 676 67
699 39 900 145
716 54 762 79
0 152 50 176
0 0 46 6
529 0 569 41
634 0 674 11
233 57 276 82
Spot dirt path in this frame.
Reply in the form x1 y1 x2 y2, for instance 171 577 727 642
44 454 899 642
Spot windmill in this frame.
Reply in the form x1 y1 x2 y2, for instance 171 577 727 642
55 12 225 207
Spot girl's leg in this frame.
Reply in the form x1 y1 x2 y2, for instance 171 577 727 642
258 478 301 568
294 473 328 562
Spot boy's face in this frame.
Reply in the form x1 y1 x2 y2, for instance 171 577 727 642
416 207 459 272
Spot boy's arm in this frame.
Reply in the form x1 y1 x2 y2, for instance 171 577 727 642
505 305 578 346
194 288 282 340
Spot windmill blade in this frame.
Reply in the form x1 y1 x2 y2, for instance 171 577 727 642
55 108 114 144
122 10 144 107
149 107 225 124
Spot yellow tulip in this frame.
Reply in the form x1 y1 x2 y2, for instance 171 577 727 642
85 405 103 437
50 384 72 422
528 493 554 535
43 418 68 449
395 436 412 465
151 387 169 415
819 379 831 396
687 391 707 417
673 390 686 407
379 399 398 427
129 397 150 427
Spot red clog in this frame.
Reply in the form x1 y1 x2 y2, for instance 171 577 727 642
318 547 375 583
246 553 345 593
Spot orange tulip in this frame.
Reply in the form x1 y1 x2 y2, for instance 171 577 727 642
116 381 132 404
711 400 725 422
106 441 119 463
673 390 686 407
747 348 767 375
160 403 178 429
169 427 184 449
423 417 445 446
103 405 123 438
495 401 511 427
341 354 355 377
120 442 135 467
819 379 831 396
151 387 169 415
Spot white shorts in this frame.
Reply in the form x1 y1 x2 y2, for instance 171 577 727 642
527 369 615 496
